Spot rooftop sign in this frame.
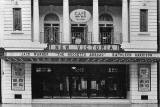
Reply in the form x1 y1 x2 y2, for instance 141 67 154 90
70 9 91 23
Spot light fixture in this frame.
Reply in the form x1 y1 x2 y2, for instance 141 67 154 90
72 66 76 69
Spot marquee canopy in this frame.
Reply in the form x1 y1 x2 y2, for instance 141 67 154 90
2 50 160 63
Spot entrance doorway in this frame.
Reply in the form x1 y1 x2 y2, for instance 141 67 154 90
44 13 60 44
99 13 114 44
99 25 113 44
44 24 59 44
32 64 128 99
71 24 88 44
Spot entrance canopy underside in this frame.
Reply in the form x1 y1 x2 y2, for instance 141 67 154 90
3 57 158 63
3 51 160 63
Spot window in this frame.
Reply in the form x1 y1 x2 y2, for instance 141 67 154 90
140 9 148 32
13 8 22 31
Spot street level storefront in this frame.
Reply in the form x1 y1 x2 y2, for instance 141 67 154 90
32 64 128 99
1 49 159 104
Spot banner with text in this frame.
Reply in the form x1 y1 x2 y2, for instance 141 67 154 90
5 52 160 58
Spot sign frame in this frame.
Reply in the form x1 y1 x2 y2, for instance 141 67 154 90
11 63 25 91
70 9 91 23
138 64 151 92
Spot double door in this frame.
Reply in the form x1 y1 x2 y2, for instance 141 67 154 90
71 24 88 44
99 24 113 44
44 24 60 44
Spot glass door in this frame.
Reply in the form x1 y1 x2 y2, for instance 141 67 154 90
44 24 60 44
32 64 128 99
106 67 126 98
71 24 88 44
99 24 113 44
70 76 88 98
70 66 88 98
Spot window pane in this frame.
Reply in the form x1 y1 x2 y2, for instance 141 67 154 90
13 8 22 31
140 9 148 32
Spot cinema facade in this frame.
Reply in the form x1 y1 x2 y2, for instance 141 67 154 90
0 0 158 104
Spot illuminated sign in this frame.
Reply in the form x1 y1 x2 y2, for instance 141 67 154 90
70 9 91 23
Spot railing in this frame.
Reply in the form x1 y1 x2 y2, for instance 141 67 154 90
99 32 112 44
40 32 62 44
71 32 92 44
40 31 123 45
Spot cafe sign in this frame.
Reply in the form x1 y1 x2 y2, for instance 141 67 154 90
70 9 91 23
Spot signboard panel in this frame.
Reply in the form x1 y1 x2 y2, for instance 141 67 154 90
138 64 151 92
70 9 91 23
49 44 120 51
11 63 25 91
5 52 159 58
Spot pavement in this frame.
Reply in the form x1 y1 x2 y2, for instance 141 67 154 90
0 104 159 107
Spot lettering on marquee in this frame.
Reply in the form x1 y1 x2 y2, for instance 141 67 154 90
6 52 158 58
112 53 153 57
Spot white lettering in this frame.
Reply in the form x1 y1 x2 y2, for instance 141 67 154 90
21 52 30 56
68 53 86 57
112 53 132 57
89 53 104 57
34 52 48 56
135 53 153 57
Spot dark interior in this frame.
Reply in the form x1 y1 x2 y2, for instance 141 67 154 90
32 64 128 99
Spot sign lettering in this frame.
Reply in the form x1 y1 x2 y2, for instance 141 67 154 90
5 52 160 58
50 44 119 51
70 9 91 23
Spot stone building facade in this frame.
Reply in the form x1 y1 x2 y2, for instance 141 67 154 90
0 0 158 104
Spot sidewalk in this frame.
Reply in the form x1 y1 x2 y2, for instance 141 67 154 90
0 104 158 107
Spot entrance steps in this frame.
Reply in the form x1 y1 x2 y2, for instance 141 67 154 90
32 99 130 104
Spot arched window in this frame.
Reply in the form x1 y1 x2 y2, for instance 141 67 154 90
44 13 60 44
99 13 113 44
99 13 113 21
44 13 59 22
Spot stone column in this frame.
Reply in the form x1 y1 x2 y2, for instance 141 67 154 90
92 0 99 44
63 0 70 44
122 0 129 43
33 0 40 42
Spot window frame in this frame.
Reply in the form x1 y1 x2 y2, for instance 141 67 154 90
13 8 22 31
140 9 148 32
138 64 151 92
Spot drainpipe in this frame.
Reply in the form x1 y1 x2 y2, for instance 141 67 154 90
157 0 160 103
158 0 159 52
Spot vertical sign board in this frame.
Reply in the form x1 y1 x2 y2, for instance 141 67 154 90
11 63 25 91
138 64 151 92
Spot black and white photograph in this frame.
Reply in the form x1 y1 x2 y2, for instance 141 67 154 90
0 0 159 107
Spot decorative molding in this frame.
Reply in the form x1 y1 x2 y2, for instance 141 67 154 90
4 57 158 63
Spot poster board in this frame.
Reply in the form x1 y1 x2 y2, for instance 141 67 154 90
11 63 25 91
138 64 151 92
